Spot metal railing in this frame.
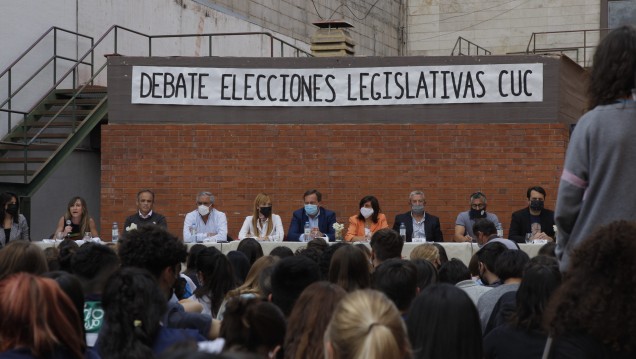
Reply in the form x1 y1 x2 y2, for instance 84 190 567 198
525 28 610 67
451 37 491 56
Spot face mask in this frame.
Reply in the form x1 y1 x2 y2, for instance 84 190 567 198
411 205 425 215
304 204 318 216
6 203 18 216
469 208 487 219
360 207 374 219
197 204 210 216
529 200 544 211
260 206 272 217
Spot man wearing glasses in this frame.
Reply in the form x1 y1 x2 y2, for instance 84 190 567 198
182 191 228 242
454 192 500 242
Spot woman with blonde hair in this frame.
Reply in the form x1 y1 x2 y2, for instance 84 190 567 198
55 196 98 240
238 193 284 241
217 255 279 320
409 243 441 269
324 289 411 359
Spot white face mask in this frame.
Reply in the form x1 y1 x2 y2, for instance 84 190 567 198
360 207 374 219
197 204 210 216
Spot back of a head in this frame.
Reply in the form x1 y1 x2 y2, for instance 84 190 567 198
70 242 119 293
100 267 167 359
118 226 187 279
269 246 294 259
318 242 349 279
370 228 403 263
57 239 79 272
438 258 471 285
431 243 449 266
407 284 482 359
475 241 507 274
271 255 320 316
537 242 556 258
409 244 439 264
0 241 48 280
372 259 417 312
325 289 409 359
328 245 370 292
545 220 636 352
227 251 251 285
236 238 264 266
42 271 85 323
411 259 438 291
0 273 84 359
194 247 236 316
514 258 561 331
221 297 286 357
284 281 346 359
186 244 207 271
229 255 279 299
494 249 530 282
472 218 497 237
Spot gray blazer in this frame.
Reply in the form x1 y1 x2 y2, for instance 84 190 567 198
1 214 30 246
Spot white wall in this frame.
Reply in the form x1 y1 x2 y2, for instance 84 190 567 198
407 0 601 66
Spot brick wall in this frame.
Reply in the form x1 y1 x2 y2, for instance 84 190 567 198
100 122 569 241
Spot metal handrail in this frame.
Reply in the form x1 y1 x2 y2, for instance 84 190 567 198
451 37 491 56
525 28 611 67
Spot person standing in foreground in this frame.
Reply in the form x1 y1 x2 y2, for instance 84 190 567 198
555 26 636 271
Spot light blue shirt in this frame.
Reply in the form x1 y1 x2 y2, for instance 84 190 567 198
182 208 228 242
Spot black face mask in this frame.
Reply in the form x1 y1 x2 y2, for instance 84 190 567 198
529 200 544 211
6 203 18 217
260 206 272 217
469 208 487 219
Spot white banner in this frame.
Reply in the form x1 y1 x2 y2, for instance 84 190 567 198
131 64 543 107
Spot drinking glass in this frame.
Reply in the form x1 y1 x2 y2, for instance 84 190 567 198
55 232 65 241
525 233 533 244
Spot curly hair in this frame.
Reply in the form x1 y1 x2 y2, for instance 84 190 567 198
544 220 636 352
118 226 187 279
588 25 636 109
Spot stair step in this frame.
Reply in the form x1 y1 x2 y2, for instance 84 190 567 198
33 110 91 116
0 144 58 150
47 99 102 105
9 132 69 140
24 120 82 128
55 86 107 94
0 170 36 176
0 157 48 163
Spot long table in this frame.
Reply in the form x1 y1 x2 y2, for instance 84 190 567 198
34 240 543 266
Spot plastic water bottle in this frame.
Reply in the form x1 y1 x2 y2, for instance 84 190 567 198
304 221 311 242
188 224 197 243
399 222 406 240
112 222 119 243
496 223 504 238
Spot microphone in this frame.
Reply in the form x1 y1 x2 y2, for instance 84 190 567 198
65 220 72 238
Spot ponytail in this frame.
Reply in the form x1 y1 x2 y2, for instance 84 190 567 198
356 323 402 359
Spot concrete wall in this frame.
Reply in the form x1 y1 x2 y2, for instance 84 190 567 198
407 0 601 64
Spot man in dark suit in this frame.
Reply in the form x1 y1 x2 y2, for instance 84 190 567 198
392 190 443 242
287 189 337 242
508 186 555 243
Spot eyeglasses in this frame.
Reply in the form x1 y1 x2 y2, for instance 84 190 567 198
471 203 486 209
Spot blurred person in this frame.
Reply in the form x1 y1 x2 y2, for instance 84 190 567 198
345 195 388 242
217 255 279 320
236 238 264 266
57 238 79 272
328 245 371 292
0 240 48 280
473 219 519 249
98 268 204 359
555 26 636 271
369 228 403 267
478 250 529 332
454 192 500 242
392 190 443 242
538 241 557 257
188 247 236 318
409 243 441 269
287 189 337 242
306 237 329 252
0 192 29 245
284 282 346 359
270 255 320 317
545 220 636 357
269 246 294 258
183 191 227 243
0 273 85 359
44 246 60 271
407 284 482 359
438 258 471 285
431 242 449 267
372 259 418 315
55 196 99 240
42 271 85 327
483 257 561 359
227 251 250 285
238 193 284 242
124 189 167 230
221 297 286 358
317 242 348 279
324 289 410 359
411 259 438 291
183 244 206 288
475 241 508 287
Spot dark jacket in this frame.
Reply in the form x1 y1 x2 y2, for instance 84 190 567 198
392 211 443 242
287 207 337 242
508 207 555 243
